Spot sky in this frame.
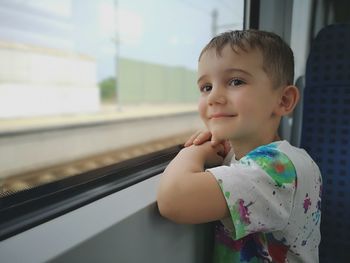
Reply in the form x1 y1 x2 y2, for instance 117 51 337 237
0 0 244 80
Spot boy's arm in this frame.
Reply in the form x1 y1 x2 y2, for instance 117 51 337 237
157 142 229 224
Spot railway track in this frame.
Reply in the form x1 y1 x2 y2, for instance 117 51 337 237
0 132 191 197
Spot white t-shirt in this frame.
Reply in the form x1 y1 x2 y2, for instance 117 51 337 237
208 140 322 263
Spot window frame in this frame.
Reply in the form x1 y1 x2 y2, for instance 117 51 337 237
0 145 181 241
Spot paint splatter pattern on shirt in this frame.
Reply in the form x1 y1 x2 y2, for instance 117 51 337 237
241 143 297 187
214 222 291 263
210 141 321 262
227 143 297 240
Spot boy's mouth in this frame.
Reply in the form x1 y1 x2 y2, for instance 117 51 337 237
209 113 237 119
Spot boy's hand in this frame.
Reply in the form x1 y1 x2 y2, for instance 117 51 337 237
184 130 212 147
184 130 231 157
185 141 226 167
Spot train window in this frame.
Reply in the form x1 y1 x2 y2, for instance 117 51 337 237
0 1 244 198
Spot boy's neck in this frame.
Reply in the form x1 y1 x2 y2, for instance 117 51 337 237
230 134 281 160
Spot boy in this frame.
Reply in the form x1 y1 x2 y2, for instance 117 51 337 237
157 30 321 262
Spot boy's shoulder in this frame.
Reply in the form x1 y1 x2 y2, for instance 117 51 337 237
237 140 321 186
218 140 321 189
240 140 316 168
246 140 305 156
225 140 321 182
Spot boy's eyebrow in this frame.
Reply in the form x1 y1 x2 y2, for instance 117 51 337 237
197 75 207 84
197 68 253 84
224 68 253 77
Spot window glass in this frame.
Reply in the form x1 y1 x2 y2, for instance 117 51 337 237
0 0 244 196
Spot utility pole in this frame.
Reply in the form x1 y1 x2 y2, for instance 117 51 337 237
211 8 241 37
211 9 218 37
114 0 121 111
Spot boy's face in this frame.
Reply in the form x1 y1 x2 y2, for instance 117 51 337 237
197 44 281 144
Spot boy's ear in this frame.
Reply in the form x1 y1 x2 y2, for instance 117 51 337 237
275 85 300 116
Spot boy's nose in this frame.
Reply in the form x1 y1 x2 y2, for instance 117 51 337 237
207 86 226 105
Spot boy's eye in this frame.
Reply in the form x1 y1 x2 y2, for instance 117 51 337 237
229 78 245 86
200 84 212 93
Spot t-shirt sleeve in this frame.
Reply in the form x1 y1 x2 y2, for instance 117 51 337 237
207 143 297 240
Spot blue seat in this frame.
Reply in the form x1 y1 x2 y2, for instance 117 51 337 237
299 24 350 262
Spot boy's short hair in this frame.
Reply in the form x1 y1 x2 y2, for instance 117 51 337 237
199 30 294 88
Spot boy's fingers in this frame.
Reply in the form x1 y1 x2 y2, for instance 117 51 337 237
184 130 213 147
215 144 225 158
223 140 232 155
184 131 201 147
211 138 231 156
193 131 212 145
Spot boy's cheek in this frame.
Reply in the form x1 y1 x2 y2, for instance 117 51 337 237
197 98 214 135
197 99 204 110
197 101 207 120
199 114 211 131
